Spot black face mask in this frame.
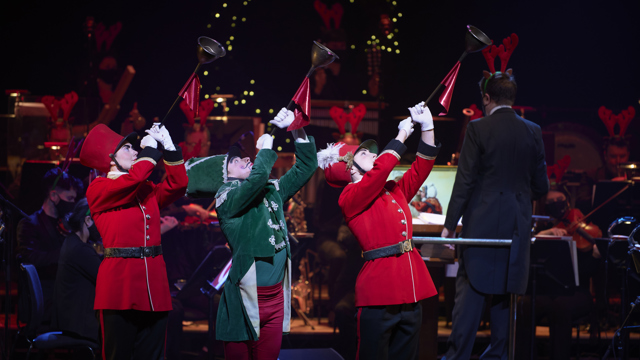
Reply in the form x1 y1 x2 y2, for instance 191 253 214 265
88 223 102 242
545 200 568 220
55 199 76 219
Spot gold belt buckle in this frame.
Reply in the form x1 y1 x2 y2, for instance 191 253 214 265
401 240 412 253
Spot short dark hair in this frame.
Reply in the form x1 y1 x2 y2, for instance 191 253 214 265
604 137 630 152
43 167 83 197
481 73 517 105
64 198 90 233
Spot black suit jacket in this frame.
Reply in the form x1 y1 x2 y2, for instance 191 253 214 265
51 233 102 341
444 108 548 294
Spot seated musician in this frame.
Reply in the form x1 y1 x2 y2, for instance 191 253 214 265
517 174 602 360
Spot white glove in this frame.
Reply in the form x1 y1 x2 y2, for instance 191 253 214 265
269 108 295 129
140 135 157 149
408 101 434 131
145 123 176 151
398 117 415 137
256 134 274 150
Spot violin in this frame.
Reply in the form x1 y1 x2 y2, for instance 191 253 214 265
556 208 602 251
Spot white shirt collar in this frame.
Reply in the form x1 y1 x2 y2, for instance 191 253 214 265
489 105 512 115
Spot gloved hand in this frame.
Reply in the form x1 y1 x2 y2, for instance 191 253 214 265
145 123 176 151
269 107 295 129
256 134 274 150
398 117 415 138
140 135 157 149
408 101 434 131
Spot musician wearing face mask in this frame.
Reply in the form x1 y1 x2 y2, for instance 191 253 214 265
17 167 83 328
51 198 103 343
516 188 602 360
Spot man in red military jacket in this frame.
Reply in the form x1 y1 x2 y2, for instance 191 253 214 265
80 123 187 360
317 102 440 359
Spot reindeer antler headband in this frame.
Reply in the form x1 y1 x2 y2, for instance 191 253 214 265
598 105 635 138
480 33 519 94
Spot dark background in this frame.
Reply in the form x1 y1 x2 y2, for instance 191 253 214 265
1 0 639 161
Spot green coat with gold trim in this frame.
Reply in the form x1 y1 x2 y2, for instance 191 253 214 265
215 138 317 342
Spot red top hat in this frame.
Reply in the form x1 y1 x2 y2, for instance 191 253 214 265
80 124 138 173
317 140 378 188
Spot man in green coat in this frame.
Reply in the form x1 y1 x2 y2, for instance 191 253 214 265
185 108 317 359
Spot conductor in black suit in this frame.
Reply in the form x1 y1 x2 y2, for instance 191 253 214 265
441 53 549 358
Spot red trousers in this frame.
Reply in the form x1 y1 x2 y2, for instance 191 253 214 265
224 282 284 360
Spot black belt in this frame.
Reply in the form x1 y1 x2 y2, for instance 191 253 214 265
104 245 163 259
362 239 414 261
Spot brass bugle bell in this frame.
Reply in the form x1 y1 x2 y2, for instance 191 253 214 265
464 25 492 54
307 41 340 77
197 36 226 64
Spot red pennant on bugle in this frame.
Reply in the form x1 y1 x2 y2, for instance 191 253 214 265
287 77 311 131
179 73 201 119
438 61 461 116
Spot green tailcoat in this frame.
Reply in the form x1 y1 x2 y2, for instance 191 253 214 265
214 138 317 341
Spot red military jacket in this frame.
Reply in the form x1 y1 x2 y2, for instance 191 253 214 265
86 147 187 311
339 139 440 307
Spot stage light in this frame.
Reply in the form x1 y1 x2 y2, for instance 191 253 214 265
207 24 211 28
277 146 282 151
204 94 210 99
250 79 255 84
215 13 220 18
351 45 355 49
249 91 254 96
256 109 261 114
216 97 224 103
234 100 239 105
269 109 274 114
244 91 248 95
381 46 386 50
230 36 235 40
216 86 220 91
204 71 209 76
396 49 400 54
371 35 376 40
241 99 246 104
362 90 367 94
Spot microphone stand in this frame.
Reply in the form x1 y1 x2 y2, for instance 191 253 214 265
602 295 640 360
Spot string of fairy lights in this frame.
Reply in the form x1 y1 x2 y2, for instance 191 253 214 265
198 0 403 119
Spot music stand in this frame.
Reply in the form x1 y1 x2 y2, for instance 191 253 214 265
174 245 231 360
528 238 578 359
